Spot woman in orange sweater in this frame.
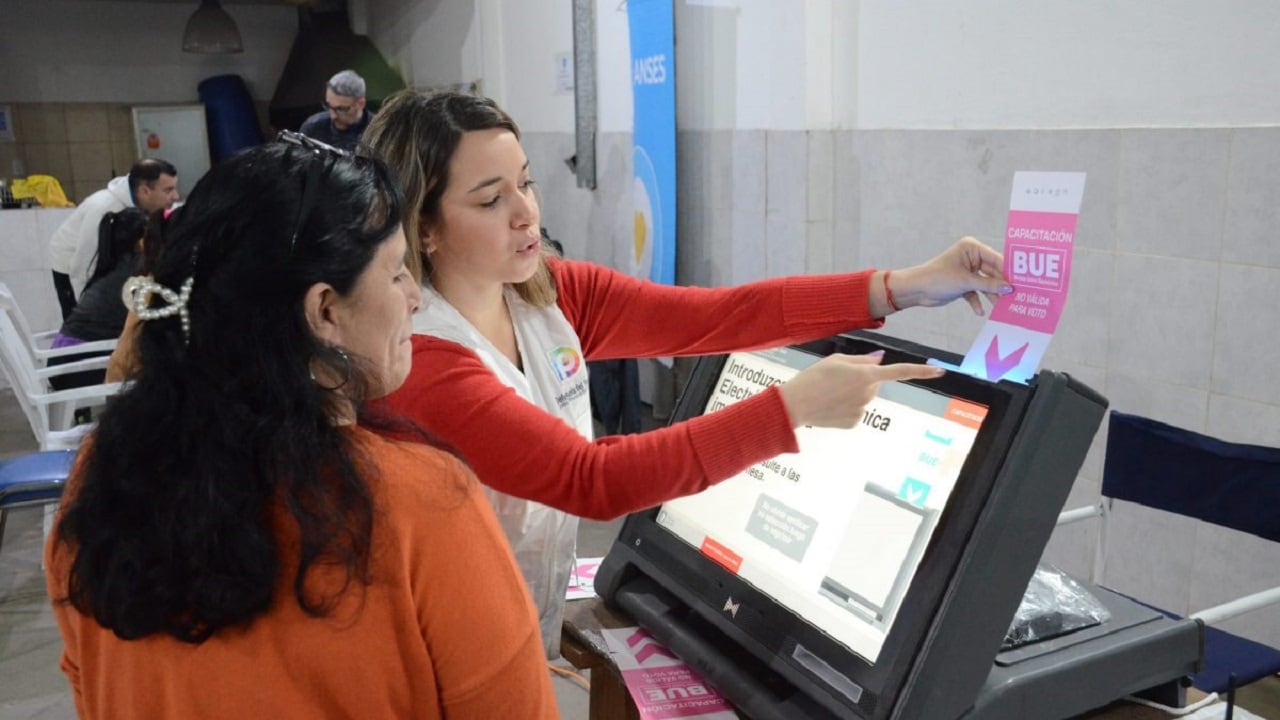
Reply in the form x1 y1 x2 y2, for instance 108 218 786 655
45 135 558 719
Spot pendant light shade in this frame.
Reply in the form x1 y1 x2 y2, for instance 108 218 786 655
182 0 244 54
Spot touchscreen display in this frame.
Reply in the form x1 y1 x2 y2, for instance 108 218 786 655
655 345 988 663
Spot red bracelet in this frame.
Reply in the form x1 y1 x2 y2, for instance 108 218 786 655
883 270 902 312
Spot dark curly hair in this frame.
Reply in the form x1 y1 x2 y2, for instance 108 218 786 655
54 142 405 643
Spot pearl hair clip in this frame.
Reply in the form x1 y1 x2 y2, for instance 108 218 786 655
122 275 195 343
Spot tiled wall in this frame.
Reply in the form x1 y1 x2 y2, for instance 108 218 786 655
523 126 1280 647
0 101 276 204
0 103 139 204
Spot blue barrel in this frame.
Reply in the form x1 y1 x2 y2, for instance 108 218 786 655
198 74 264 162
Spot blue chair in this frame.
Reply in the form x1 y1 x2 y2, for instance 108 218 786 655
0 450 75 556
1058 411 1280 698
1102 411 1280 694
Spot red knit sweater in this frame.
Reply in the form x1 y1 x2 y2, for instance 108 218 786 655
379 259 883 520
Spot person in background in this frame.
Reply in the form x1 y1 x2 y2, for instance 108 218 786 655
298 69 373 153
361 90 1013 657
47 158 179 319
47 208 150 391
45 137 558 719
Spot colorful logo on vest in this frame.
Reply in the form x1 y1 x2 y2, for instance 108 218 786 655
547 346 582 382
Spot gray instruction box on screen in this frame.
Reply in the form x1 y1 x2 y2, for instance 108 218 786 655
747 494 818 562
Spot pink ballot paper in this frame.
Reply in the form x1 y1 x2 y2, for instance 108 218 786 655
566 556 602 600
959 171 1086 383
602 627 740 719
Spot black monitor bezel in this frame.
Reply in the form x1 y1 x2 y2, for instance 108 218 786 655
611 331 1034 719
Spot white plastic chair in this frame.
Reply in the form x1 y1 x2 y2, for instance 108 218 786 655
0 281 117 365
0 309 121 451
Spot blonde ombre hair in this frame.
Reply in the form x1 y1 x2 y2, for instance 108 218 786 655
361 90 558 307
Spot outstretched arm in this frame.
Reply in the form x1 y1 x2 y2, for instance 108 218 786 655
553 259 883 361
378 336 799 520
379 337 947 520
552 238 1007 362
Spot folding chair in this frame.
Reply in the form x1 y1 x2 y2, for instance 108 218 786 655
1059 410 1280 695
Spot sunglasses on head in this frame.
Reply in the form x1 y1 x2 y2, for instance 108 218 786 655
275 130 352 254
276 129 349 159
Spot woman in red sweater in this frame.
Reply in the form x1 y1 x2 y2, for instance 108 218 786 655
363 91 1011 656
45 136 557 718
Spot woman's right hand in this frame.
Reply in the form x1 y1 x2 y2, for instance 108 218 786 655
880 237 1012 316
778 352 945 428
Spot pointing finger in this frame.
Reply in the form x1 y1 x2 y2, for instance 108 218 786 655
874 363 946 383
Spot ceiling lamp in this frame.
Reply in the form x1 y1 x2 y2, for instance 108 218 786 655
182 0 244 54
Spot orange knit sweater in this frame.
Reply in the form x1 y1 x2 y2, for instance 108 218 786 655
46 427 559 719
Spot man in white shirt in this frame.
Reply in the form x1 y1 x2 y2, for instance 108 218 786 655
48 158 179 319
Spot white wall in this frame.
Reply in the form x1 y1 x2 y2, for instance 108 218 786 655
678 0 1280 131
0 1 296 103
365 0 1280 133
674 1 829 130
595 1 634 134
364 0 631 133
857 1 1280 129
364 0 486 99
7 1 1279 127
484 1 573 132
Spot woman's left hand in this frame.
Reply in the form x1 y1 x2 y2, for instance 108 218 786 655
883 237 1013 316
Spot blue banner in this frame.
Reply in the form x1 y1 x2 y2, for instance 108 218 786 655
627 0 675 286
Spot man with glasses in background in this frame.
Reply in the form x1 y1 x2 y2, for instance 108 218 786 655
298 69 372 153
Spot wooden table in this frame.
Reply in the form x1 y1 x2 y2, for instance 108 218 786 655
560 596 1216 720
561 598 642 720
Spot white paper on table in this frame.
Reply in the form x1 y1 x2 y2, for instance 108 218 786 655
1181 701 1266 720
566 556 603 600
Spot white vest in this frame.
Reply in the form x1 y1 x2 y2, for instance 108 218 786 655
413 283 592 658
